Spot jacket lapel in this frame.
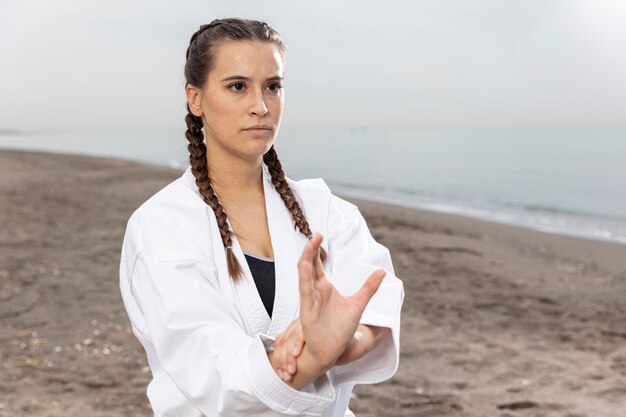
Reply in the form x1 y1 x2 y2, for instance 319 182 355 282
230 162 305 338
182 165 304 337
262 162 307 337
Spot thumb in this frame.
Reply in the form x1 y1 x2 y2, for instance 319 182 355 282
351 269 386 310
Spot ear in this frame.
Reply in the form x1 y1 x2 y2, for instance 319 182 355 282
185 84 203 117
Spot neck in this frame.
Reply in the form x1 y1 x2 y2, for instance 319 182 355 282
205 143 264 198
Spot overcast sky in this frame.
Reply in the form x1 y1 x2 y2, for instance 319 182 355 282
1 0 625 132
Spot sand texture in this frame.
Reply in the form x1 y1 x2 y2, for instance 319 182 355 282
1 149 625 417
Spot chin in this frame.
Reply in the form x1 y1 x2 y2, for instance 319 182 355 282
237 143 274 161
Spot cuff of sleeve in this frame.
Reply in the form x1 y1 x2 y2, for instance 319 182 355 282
259 333 275 352
359 309 392 328
245 335 336 416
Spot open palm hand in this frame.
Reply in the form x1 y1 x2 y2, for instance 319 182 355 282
297 232 386 369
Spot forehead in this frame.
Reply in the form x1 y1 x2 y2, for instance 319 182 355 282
209 40 284 80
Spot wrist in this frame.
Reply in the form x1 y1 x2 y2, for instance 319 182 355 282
335 332 365 366
335 325 392 366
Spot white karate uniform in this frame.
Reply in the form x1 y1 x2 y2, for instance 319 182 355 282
118 162 404 417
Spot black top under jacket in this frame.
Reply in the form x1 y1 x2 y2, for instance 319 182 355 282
244 252 276 318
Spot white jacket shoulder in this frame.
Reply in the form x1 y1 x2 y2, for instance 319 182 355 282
124 172 209 260
286 176 331 199
286 175 362 231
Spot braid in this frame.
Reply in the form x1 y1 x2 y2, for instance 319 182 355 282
185 20 224 60
184 106 243 280
263 146 328 264
183 18 295 280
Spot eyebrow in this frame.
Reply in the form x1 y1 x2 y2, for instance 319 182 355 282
220 75 283 82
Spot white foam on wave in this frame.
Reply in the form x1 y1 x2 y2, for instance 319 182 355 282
329 183 626 246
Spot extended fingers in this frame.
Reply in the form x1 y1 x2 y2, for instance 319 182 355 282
300 232 323 264
289 321 305 364
284 322 304 377
275 332 293 381
274 319 305 381
351 269 386 311
298 233 324 310
284 336 303 378
292 335 304 358
313 241 326 281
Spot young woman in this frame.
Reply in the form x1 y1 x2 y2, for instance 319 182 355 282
119 18 404 417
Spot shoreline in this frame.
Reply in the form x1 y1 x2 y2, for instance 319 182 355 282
331 187 626 248
3 146 624 248
2 148 625 416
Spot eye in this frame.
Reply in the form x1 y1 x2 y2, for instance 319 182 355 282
228 82 245 92
267 82 283 92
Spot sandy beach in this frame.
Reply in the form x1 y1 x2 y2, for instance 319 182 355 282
1 149 625 417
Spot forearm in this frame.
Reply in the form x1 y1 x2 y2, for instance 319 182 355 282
335 324 391 366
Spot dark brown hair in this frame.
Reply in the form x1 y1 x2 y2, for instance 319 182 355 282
184 18 327 281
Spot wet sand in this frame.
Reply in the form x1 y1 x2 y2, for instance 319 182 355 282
1 149 625 417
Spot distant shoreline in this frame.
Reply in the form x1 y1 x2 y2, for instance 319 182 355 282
1 146 625 248
0 129 21 135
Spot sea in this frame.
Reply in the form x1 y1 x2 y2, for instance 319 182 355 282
1 127 625 245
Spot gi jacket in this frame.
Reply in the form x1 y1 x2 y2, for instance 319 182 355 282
119 162 404 417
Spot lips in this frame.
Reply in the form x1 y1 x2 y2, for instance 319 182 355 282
243 125 272 130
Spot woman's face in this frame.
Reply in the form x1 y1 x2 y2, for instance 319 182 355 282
188 40 285 162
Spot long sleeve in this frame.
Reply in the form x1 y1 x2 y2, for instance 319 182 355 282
325 194 404 386
125 249 336 417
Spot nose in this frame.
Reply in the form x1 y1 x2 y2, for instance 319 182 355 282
249 89 268 117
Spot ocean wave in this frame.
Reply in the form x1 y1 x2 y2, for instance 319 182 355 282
327 182 626 246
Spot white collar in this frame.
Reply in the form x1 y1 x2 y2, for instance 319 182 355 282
181 160 301 337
